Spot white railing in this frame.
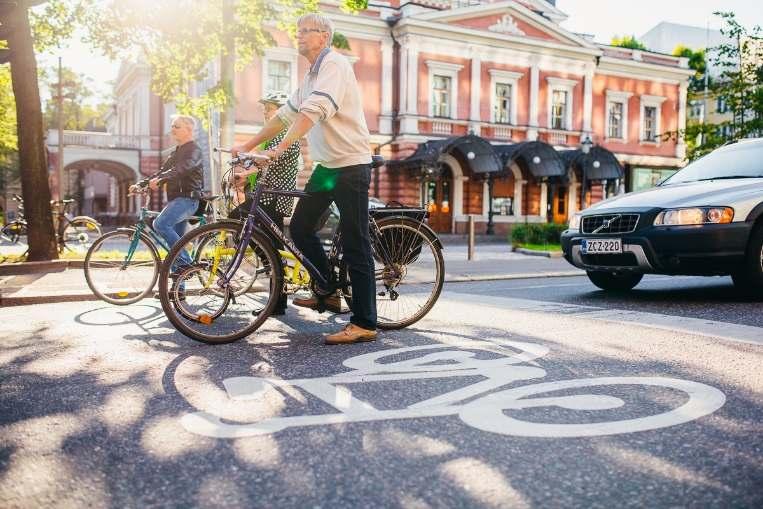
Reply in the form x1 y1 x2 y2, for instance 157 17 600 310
432 121 453 135
493 126 512 140
548 132 568 145
47 130 148 150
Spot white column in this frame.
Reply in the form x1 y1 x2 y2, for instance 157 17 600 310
676 81 688 159
469 55 481 135
539 182 548 219
398 44 408 115
406 42 419 115
380 39 394 134
528 62 540 140
400 37 419 134
583 64 594 134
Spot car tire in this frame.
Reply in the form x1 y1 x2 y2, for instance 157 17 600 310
586 271 643 291
731 223 763 299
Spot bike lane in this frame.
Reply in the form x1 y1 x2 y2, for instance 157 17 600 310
0 296 761 508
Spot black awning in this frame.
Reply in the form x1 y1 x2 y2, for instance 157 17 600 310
386 134 502 176
559 146 624 181
492 141 567 179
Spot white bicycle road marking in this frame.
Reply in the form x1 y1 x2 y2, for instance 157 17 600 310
181 338 725 439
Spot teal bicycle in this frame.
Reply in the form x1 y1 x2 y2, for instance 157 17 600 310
83 184 218 305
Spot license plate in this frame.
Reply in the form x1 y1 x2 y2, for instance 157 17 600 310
581 238 622 254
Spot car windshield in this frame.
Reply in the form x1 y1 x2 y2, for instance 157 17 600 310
662 143 763 185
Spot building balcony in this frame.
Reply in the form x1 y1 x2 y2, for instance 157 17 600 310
47 130 156 151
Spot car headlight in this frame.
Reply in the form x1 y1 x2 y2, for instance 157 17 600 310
568 214 581 230
653 207 734 226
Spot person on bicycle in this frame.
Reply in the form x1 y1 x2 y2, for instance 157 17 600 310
232 13 376 345
132 114 205 279
230 91 301 315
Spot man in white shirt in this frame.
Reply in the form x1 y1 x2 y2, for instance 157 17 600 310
233 13 376 345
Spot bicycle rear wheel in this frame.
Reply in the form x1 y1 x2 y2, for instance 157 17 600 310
344 216 444 330
61 217 101 252
158 221 283 344
84 229 159 305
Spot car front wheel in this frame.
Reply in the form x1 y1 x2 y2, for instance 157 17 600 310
586 271 643 292
731 223 763 299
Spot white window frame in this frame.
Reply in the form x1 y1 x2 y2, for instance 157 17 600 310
605 90 634 142
639 94 667 144
262 47 298 95
426 60 463 119
489 69 523 125
546 77 577 131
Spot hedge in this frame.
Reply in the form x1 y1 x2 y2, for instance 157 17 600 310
511 223 567 245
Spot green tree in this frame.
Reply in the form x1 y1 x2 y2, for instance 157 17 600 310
610 35 647 51
0 64 19 203
670 12 763 160
85 0 366 121
672 45 707 92
41 65 108 130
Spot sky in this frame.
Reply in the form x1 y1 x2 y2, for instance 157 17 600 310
36 1 762 105
556 0 760 44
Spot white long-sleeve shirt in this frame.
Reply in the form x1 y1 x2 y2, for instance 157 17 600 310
277 48 372 169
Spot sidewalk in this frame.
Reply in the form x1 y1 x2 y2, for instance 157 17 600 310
0 241 582 306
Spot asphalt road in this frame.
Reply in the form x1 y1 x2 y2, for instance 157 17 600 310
1 275 761 508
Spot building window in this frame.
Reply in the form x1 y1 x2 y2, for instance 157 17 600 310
608 102 624 139
266 60 291 93
632 167 678 192
717 96 728 114
491 177 514 216
643 106 657 141
432 75 451 118
495 83 512 124
551 90 567 130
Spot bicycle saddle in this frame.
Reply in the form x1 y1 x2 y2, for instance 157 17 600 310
371 155 385 168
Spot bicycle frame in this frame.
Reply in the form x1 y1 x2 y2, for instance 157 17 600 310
217 163 402 294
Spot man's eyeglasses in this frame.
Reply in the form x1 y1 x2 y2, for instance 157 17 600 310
297 28 326 36
171 124 182 129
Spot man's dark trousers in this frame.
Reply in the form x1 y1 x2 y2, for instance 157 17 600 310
290 164 377 330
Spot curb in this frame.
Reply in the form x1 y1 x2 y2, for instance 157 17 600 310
513 247 564 258
0 270 585 307
0 260 85 275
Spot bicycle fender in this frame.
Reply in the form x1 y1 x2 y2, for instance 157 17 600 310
70 215 102 227
377 215 444 250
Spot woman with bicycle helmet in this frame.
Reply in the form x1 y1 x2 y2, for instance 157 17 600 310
229 91 301 315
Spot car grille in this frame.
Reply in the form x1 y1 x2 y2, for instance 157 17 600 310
581 214 640 234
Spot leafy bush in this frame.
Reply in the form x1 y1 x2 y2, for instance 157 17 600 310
511 223 566 245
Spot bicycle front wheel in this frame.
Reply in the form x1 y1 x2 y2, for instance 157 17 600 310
344 216 444 330
84 229 160 305
158 221 283 344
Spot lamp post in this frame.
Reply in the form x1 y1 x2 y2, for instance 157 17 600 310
579 135 593 210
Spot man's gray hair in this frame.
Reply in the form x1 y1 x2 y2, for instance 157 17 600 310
171 114 197 132
297 13 334 48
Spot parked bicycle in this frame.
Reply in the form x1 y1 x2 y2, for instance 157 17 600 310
0 194 101 254
157 150 445 344
83 182 228 304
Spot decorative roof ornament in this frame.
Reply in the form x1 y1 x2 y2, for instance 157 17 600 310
488 14 526 36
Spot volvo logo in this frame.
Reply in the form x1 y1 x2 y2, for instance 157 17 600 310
592 214 621 234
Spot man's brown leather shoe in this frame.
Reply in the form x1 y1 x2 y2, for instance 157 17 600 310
325 324 377 345
292 294 343 313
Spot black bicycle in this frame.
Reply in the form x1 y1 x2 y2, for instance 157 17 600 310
157 150 445 344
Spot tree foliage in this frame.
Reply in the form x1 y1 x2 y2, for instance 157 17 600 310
669 12 763 160
41 65 109 131
610 35 647 51
672 45 707 92
84 0 367 122
0 65 19 194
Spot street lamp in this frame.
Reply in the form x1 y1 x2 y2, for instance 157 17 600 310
579 135 594 209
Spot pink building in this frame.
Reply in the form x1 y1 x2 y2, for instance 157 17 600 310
233 0 693 234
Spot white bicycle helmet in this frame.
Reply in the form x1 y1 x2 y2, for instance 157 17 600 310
259 91 289 107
